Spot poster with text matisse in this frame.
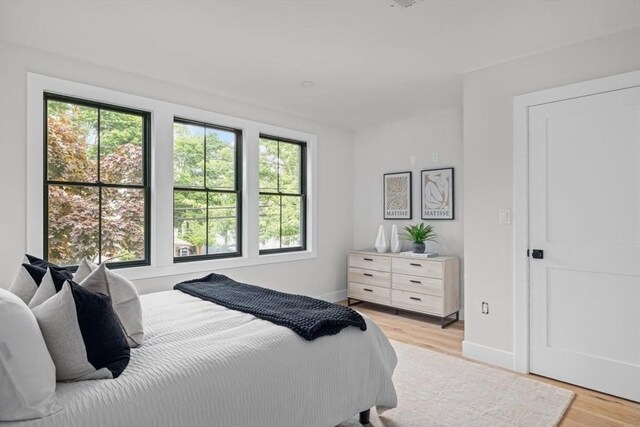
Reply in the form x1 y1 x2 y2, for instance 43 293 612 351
384 172 412 219
422 168 454 220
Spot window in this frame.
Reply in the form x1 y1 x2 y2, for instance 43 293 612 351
44 94 150 268
173 118 242 261
259 135 306 253
31 75 317 278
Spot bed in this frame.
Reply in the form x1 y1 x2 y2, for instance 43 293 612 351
4 290 398 427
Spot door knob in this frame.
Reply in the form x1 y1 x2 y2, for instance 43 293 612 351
532 249 544 259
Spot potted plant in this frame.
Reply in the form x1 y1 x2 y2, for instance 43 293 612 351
402 223 437 253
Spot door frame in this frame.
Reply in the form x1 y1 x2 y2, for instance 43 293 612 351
512 70 640 373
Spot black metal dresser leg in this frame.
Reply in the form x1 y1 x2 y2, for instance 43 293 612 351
347 298 364 307
359 409 371 425
440 311 459 328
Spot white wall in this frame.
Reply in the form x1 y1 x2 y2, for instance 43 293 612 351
462 28 640 367
352 108 464 309
0 41 354 299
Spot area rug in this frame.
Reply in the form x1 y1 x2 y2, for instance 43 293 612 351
339 340 574 427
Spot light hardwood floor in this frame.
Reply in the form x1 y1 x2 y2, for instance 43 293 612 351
342 301 640 427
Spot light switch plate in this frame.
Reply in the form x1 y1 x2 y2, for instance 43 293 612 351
499 209 511 224
482 302 489 315
432 152 439 162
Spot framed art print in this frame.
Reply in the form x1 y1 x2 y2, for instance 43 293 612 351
383 171 412 219
421 168 454 220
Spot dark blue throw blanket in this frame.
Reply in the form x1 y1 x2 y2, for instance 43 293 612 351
174 273 367 340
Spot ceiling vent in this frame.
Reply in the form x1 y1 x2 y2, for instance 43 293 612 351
391 0 418 8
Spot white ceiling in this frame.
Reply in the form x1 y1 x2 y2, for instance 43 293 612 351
1 0 638 129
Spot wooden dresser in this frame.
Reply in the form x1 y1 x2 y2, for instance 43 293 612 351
347 250 460 328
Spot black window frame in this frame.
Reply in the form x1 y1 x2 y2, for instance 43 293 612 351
43 93 152 270
173 117 243 263
258 134 307 255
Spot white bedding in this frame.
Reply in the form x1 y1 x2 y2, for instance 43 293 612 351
4 290 397 427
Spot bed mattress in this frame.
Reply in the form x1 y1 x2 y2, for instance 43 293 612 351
4 290 397 427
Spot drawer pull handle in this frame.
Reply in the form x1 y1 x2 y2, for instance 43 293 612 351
409 263 422 267
363 273 373 277
363 258 373 261
363 288 373 292
410 280 422 284
409 296 422 301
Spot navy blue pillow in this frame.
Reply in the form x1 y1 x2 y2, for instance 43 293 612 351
70 282 130 378
48 266 73 292
21 263 48 285
31 280 131 381
25 254 59 269
25 255 73 281
23 263 72 289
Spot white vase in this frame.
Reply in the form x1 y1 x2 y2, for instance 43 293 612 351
374 225 388 253
390 224 402 253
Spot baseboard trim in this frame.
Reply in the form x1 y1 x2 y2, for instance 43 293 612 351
462 340 515 370
316 289 347 303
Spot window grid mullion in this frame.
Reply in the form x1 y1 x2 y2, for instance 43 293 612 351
43 100 48 262
97 107 102 263
277 140 280 197
277 141 281 249
174 186 238 194
259 191 302 197
46 181 146 189
203 125 208 191
204 128 208 256
279 194 283 249
205 189 209 256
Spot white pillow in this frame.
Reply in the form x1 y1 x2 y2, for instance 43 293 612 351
80 263 144 347
0 288 59 421
31 281 131 382
28 268 71 309
8 252 73 306
73 258 98 283
8 262 47 304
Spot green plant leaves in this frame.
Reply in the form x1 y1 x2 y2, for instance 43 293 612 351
400 223 438 244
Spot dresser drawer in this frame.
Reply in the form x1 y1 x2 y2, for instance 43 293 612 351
392 257 443 278
349 253 391 272
348 283 391 305
391 289 443 316
348 268 390 288
392 273 443 296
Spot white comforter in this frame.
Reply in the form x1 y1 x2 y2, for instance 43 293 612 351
5 290 397 427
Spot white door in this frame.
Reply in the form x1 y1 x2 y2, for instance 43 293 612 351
528 85 640 402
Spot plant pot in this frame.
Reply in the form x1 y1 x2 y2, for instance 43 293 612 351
411 242 425 253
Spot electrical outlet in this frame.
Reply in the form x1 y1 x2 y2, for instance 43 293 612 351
432 152 439 162
482 301 489 315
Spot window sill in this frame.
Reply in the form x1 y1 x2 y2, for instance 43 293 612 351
113 250 317 281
